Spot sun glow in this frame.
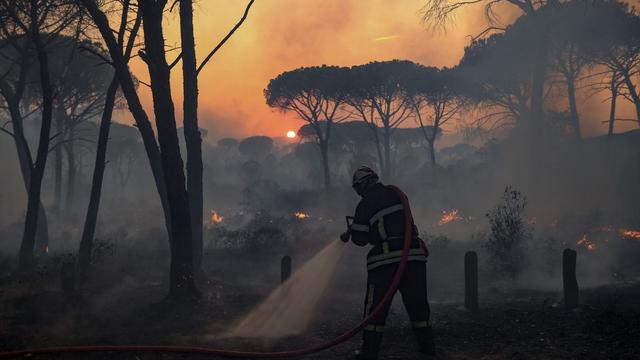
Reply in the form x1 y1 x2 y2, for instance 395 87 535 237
286 130 296 139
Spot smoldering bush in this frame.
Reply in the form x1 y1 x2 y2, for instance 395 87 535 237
206 211 292 258
482 186 532 279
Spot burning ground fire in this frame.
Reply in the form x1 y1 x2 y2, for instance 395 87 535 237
210 210 224 225
576 234 596 251
597 226 640 240
575 226 640 251
620 229 640 240
438 209 463 226
294 211 310 220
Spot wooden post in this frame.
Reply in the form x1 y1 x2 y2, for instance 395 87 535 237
563 248 579 309
61 261 76 294
281 255 292 283
464 251 478 312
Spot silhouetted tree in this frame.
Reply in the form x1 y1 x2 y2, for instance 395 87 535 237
80 0 195 298
546 1 593 139
179 0 204 277
265 65 349 189
239 136 274 159
47 36 115 219
0 34 50 254
456 29 535 129
406 66 465 165
79 0 256 296
580 0 640 127
77 1 139 290
422 0 559 132
0 0 80 272
344 60 417 180
217 137 239 149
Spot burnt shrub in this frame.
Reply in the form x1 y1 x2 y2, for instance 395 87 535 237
207 211 292 260
91 238 117 265
483 186 532 279
245 226 288 256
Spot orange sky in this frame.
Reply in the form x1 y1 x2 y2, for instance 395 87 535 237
116 0 637 142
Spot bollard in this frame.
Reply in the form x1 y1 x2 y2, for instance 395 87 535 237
281 255 292 283
563 248 579 309
61 262 76 294
464 251 478 312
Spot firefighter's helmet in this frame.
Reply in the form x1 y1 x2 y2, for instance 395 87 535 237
352 166 379 188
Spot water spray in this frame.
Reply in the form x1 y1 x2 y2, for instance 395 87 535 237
0 186 414 359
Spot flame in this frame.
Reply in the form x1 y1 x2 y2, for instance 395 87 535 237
438 209 462 226
620 229 640 240
577 234 596 251
596 226 640 240
210 210 224 225
294 211 310 220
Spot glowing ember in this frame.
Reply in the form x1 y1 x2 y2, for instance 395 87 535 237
294 211 310 220
438 209 462 226
210 210 224 225
577 234 596 251
286 130 296 139
620 229 640 240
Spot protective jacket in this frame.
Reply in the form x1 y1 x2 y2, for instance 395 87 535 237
350 183 428 270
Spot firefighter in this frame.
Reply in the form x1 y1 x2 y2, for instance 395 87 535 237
340 166 435 359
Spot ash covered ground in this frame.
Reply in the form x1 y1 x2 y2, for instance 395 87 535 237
1 234 640 360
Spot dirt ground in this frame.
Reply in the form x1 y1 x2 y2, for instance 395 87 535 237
1 267 639 360
1 243 639 360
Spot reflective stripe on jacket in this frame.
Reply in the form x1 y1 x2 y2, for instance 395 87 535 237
349 183 428 270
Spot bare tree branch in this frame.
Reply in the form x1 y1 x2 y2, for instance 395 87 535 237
196 0 256 75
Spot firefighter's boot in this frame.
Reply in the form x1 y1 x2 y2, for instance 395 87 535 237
353 330 383 360
414 326 436 356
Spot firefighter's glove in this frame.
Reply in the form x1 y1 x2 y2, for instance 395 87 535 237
340 230 351 243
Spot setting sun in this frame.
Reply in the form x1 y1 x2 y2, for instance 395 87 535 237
286 130 296 138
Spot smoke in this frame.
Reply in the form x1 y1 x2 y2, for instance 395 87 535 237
223 240 345 339
121 0 511 138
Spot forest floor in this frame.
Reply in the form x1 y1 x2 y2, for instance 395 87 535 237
1 253 640 360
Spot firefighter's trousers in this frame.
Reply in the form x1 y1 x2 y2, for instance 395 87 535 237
360 261 433 358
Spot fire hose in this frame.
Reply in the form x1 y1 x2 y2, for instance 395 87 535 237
0 185 415 359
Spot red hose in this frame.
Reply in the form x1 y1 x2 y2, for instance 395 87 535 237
0 186 414 359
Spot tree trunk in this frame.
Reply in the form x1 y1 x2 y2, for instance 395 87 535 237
64 141 76 219
80 0 174 249
383 126 391 180
19 35 54 273
607 76 618 139
180 0 204 277
319 139 331 189
4 96 50 254
140 1 197 299
372 129 385 177
621 70 640 126
77 76 119 290
34 203 49 254
53 113 63 215
566 77 581 139
427 139 436 166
